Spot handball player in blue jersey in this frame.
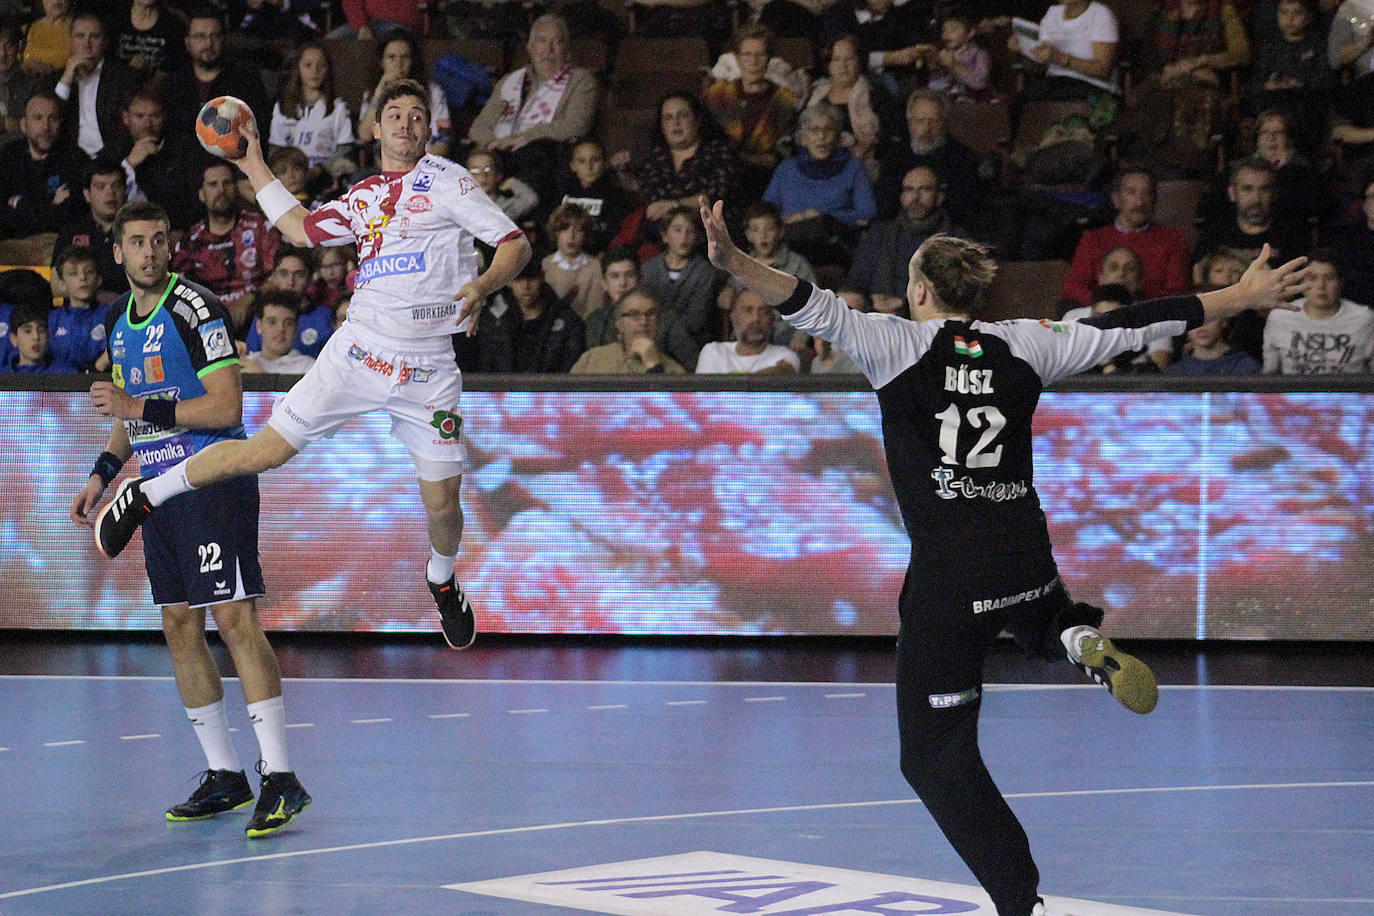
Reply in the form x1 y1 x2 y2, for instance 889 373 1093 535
71 200 310 838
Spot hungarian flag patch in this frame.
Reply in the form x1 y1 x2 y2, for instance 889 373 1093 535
953 335 983 358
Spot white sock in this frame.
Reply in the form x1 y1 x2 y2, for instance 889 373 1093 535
247 695 290 775
186 699 241 772
1060 625 1101 663
427 548 456 585
143 459 193 507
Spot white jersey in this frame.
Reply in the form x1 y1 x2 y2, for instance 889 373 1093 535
269 97 356 167
303 155 523 339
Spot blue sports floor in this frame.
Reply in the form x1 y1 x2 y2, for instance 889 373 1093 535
0 637 1370 915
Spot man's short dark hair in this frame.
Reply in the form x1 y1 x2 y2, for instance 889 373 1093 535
602 247 638 272
9 298 51 332
70 11 104 33
613 286 659 320
84 156 126 190
1111 165 1156 195
373 78 430 123
274 245 317 273
24 89 62 117
255 289 302 318
54 244 101 277
1230 156 1276 185
125 86 165 113
113 200 171 244
1307 247 1340 272
201 159 236 183
744 201 783 225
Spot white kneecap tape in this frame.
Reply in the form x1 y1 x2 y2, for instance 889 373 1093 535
255 179 299 227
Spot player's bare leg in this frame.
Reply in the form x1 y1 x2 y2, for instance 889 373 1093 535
162 602 254 821
96 428 300 559
185 426 299 489
419 474 476 649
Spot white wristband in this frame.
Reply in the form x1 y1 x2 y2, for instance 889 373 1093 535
255 179 299 227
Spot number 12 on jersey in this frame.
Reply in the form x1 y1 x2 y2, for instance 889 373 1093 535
935 404 1005 468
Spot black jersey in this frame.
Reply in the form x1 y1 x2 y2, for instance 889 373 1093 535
778 281 1204 567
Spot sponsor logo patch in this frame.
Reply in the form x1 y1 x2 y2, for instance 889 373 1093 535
431 410 461 439
145 355 164 383
929 687 981 708
412 172 434 192
405 194 432 213
357 251 425 284
444 851 1197 915
399 365 435 384
199 319 234 361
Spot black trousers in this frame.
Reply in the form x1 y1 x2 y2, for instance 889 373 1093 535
894 549 1103 916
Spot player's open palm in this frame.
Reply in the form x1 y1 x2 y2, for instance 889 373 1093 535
700 200 739 272
1238 244 1308 312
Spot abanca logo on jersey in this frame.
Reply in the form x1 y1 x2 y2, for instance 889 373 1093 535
357 252 426 284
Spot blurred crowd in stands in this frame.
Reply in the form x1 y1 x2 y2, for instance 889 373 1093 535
0 0 1372 376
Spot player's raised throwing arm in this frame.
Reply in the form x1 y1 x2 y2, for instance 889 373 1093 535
233 124 311 247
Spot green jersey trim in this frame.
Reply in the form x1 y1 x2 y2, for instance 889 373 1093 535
123 273 179 331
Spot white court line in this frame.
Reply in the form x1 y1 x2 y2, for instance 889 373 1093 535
1 779 1370 901
428 713 471 719
744 696 786 703
507 709 548 715
42 740 84 747
2 674 1370 692
285 723 315 729
665 700 706 706
350 718 392 724
119 734 160 741
826 692 867 698
586 704 628 710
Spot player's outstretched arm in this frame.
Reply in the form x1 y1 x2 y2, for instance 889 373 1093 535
235 123 311 247
700 199 799 307
1197 244 1308 321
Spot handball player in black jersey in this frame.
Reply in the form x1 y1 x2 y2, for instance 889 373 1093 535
701 199 1307 916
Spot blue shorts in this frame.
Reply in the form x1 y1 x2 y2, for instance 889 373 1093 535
142 475 265 608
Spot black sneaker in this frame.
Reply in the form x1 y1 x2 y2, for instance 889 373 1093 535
166 768 253 821
245 764 311 838
429 577 476 649
1077 634 1158 715
95 476 154 558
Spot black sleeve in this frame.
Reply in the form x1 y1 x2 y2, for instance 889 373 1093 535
1081 294 1205 332
777 279 814 317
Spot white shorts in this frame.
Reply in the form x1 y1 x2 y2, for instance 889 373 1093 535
267 320 469 481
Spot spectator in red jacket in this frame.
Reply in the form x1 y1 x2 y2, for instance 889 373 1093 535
1060 165 1191 308
338 0 424 40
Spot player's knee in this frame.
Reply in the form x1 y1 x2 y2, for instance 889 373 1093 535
161 607 204 647
899 719 979 796
210 601 262 644
419 478 463 519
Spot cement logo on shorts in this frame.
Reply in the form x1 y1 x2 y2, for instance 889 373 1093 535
445 851 1199 915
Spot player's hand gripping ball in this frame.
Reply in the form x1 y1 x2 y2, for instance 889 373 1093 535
195 96 256 160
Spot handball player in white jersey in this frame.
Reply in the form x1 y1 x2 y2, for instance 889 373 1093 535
95 79 532 648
